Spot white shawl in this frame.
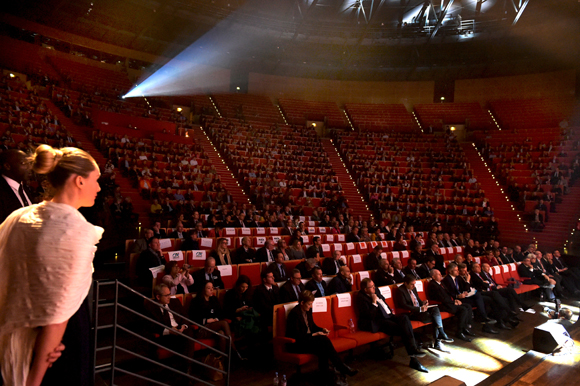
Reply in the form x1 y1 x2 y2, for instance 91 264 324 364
0 201 103 386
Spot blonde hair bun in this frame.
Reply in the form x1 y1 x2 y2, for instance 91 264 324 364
31 144 63 175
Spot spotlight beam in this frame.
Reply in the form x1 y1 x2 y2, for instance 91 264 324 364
429 0 455 40
512 0 530 26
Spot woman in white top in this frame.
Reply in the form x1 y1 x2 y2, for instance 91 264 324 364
162 261 194 295
0 144 103 386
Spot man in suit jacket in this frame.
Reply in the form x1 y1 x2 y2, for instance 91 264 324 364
256 239 276 263
281 220 294 236
131 229 154 254
442 264 498 331
373 259 396 287
296 258 319 279
0 149 32 224
152 221 167 239
279 269 306 303
403 258 422 281
306 237 325 258
145 283 196 357
395 275 453 351
391 258 407 283
364 245 383 271
191 257 224 292
169 223 186 239
180 231 200 251
425 244 445 272
471 263 529 315
356 278 428 368
305 267 328 298
322 250 345 276
136 238 167 289
193 222 207 238
327 266 353 295
252 271 281 326
235 237 257 264
416 257 436 279
267 251 290 282
426 269 474 342
552 249 580 281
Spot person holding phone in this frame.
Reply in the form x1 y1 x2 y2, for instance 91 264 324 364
285 291 358 383
162 261 194 295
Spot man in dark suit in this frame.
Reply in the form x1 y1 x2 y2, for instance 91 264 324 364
426 269 474 342
234 237 257 264
131 229 154 254
356 278 428 372
472 263 530 316
191 257 224 292
442 264 498 333
425 244 445 272
0 149 32 223
256 239 276 263
416 257 436 279
373 259 396 287
180 231 200 251
364 245 383 271
322 250 345 276
252 271 281 326
281 219 294 236
394 275 453 352
268 251 290 282
296 258 319 280
152 221 167 239
193 222 207 238
327 266 353 295
279 269 306 303
552 249 580 281
305 267 328 298
403 258 422 281
306 236 325 259
169 223 186 239
391 258 407 283
145 283 196 358
136 237 167 289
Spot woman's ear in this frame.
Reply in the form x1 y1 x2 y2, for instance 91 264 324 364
74 175 84 188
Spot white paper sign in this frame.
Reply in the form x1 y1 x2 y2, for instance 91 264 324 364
192 250 206 261
308 227 316 234
159 238 172 250
256 237 266 246
272 236 281 243
493 266 501 275
391 251 400 259
379 286 392 299
503 265 509 273
240 228 251 235
217 265 233 277
318 227 327 234
302 236 310 244
510 263 516 271
299 216 306 222
337 293 351 308
352 255 362 264
337 234 345 242
400 251 409 258
322 244 331 252
269 227 279 235
359 242 367 250
312 298 327 313
370 242 377 249
168 251 184 261
340 256 347 264
475 257 481 264
346 242 354 251
200 238 213 247
325 235 334 242
380 252 387 259
415 281 424 292
225 228 236 235
334 244 343 252
359 271 370 281
149 265 165 277
456 247 463 253
307 221 315 226
256 227 266 235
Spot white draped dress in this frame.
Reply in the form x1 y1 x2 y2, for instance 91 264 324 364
0 201 103 386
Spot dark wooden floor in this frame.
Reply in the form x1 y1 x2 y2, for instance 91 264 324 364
105 299 580 386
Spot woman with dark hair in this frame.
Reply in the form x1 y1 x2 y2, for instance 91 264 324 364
224 275 261 339
161 261 193 295
393 234 407 252
189 281 243 360
286 291 358 384
0 144 103 386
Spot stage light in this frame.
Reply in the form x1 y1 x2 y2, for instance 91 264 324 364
177 107 182 112
450 126 456 131
9 73 14 78
441 97 445 101
236 86 240 90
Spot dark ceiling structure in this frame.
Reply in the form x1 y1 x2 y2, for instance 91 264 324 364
3 0 580 81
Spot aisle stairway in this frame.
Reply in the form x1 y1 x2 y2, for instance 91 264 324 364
534 185 580 250
191 126 250 206
461 143 529 246
44 100 150 221
321 138 373 219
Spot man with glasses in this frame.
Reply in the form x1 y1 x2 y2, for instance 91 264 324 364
356 278 429 373
280 269 306 303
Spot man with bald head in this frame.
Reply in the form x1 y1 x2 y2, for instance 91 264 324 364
327 266 353 295
0 149 32 223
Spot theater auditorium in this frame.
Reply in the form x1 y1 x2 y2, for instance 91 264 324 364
0 1 579 386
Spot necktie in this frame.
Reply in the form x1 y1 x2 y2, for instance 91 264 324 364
279 264 285 278
409 290 419 307
412 270 420 280
18 184 29 207
454 278 459 292
294 285 300 299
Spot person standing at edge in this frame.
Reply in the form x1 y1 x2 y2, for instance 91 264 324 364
0 144 103 386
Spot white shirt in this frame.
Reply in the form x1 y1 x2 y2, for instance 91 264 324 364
3 175 31 206
162 304 179 335
375 298 391 315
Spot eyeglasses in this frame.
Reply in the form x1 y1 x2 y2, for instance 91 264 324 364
160 293 171 297
366 285 375 289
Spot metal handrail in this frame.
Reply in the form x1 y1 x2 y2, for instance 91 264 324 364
93 279 231 386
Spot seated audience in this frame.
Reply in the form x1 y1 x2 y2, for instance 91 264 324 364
287 239 307 260
280 269 306 303
322 250 345 276
374 259 396 286
252 271 281 327
191 257 224 292
136 237 166 289
305 267 328 298
235 237 257 264
268 251 291 282
162 261 194 295
364 245 383 271
180 231 200 251
327 266 353 295
296 257 319 280
131 228 153 254
285 291 358 382
210 237 233 266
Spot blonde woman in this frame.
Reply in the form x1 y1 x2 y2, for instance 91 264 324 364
211 237 232 266
0 144 103 386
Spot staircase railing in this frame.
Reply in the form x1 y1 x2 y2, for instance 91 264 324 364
93 280 231 386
